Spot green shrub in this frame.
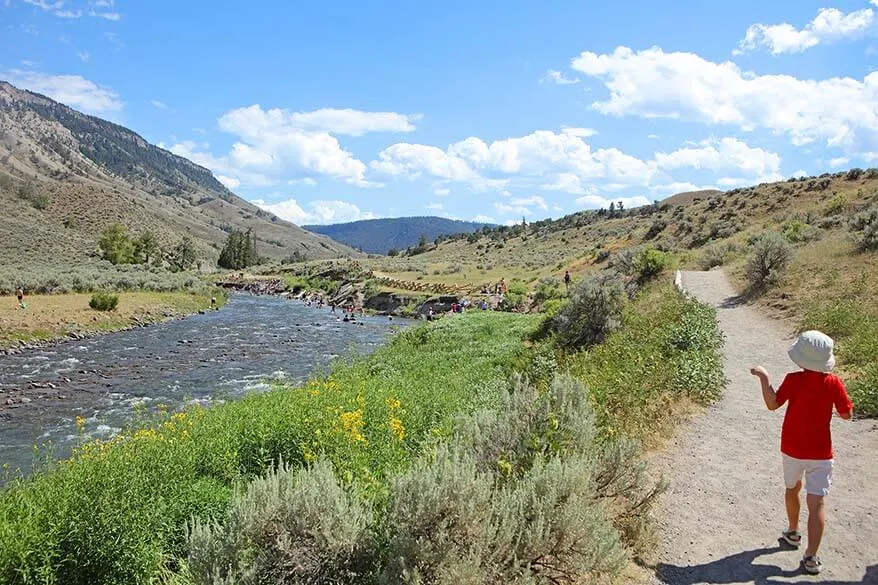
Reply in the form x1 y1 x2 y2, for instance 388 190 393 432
782 220 819 243
825 194 848 216
698 242 736 270
745 233 792 291
567 283 726 438
631 247 670 283
499 281 528 312
188 458 374 585
544 275 625 351
89 292 119 311
382 375 650 584
850 206 878 252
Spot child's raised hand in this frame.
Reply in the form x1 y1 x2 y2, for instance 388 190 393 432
750 366 769 378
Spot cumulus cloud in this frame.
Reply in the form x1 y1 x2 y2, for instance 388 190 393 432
715 173 786 188
542 70 580 85
655 137 781 175
219 104 420 137
735 7 874 55
425 202 444 211
570 46 878 149
251 198 377 225
473 214 495 223
829 156 850 167
168 104 416 189
372 128 659 191
150 99 168 109
433 187 450 196
3 69 123 114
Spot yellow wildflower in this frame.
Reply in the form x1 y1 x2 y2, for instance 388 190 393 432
340 409 367 444
75 416 86 431
385 396 401 411
389 416 405 441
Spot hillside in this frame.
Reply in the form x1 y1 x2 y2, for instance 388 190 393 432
304 216 491 254
0 81 359 267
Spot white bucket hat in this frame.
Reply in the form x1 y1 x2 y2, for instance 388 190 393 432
788 330 836 373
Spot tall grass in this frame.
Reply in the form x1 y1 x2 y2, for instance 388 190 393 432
0 313 539 584
566 283 726 440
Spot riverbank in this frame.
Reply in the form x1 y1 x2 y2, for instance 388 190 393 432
0 277 726 584
0 291 224 354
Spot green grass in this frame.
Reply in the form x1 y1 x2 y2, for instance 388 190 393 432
0 312 539 585
565 282 726 441
802 299 878 416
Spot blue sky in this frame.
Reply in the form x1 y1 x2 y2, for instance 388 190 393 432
2 0 877 225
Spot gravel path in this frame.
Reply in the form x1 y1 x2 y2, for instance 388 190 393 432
650 270 878 585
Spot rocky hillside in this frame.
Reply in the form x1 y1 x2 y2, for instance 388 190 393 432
304 216 492 254
0 81 359 266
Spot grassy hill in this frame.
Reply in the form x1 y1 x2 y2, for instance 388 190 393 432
304 216 492 254
356 169 876 413
0 81 359 270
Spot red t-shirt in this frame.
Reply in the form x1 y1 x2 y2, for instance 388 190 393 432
776 371 853 460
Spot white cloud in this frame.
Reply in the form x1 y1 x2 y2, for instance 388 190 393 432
372 129 658 190
170 104 418 188
433 187 450 196
220 104 419 137
542 173 590 194
790 169 810 178
510 195 549 211
77 51 89 62
715 173 786 188
3 69 123 114
251 198 377 225
150 99 168 109
735 7 874 55
542 69 580 85
570 46 878 149
23 0 120 19
216 175 240 189
89 10 120 20
829 156 850 168
574 194 651 209
864 152 878 162
496 201 534 216
561 126 597 137
425 202 444 211
655 137 781 175
650 182 716 194
473 214 495 223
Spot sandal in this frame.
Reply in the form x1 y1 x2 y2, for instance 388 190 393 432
781 530 802 548
803 555 822 575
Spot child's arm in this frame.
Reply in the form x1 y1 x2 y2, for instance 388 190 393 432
750 366 780 410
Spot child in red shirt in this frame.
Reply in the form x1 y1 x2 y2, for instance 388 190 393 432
750 330 853 575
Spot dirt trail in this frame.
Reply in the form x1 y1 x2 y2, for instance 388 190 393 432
650 270 878 585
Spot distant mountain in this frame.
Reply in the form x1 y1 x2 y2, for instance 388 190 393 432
304 216 493 254
0 81 359 266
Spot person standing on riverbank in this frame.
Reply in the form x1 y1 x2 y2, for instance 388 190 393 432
16 286 26 309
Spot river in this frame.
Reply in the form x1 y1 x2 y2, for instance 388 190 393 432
0 293 404 476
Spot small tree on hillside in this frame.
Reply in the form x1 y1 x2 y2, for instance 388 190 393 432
218 229 258 269
168 237 197 272
99 223 136 265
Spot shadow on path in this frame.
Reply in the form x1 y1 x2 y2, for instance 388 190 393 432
656 545 878 585
717 294 747 309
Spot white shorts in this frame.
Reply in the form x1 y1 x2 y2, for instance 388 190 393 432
782 454 833 496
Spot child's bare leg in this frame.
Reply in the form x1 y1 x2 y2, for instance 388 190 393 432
785 481 802 532
805 494 825 556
